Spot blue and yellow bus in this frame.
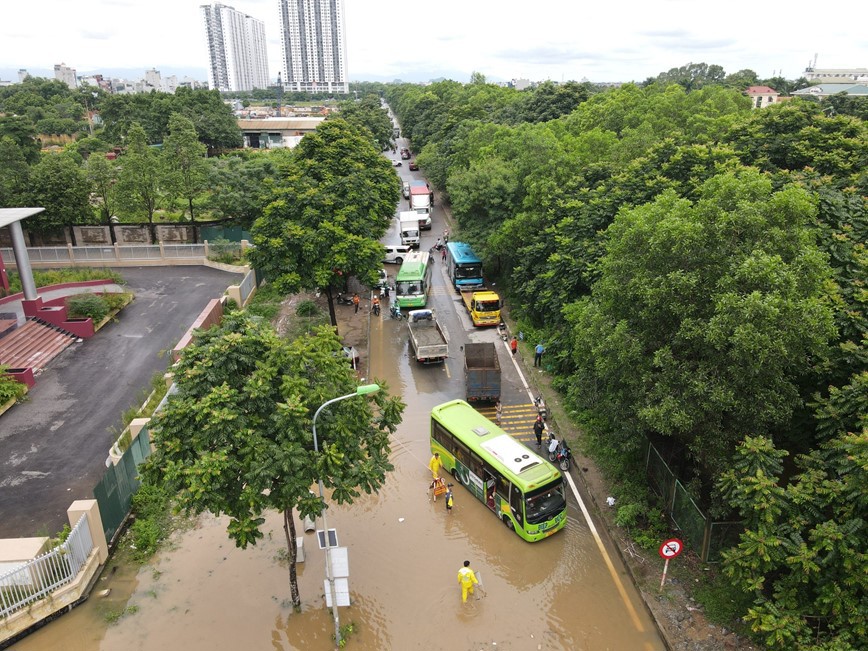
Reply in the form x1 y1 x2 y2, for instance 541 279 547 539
445 241 484 290
430 400 567 542
395 251 433 308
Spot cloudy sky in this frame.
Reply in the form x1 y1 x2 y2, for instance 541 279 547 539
1 0 865 84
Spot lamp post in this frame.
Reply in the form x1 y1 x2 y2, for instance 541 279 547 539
312 383 380 650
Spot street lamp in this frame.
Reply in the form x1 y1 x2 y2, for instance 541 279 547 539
312 383 380 650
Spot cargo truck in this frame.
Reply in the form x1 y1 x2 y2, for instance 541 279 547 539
409 186 432 229
460 288 502 327
464 342 501 402
407 309 448 364
399 212 420 248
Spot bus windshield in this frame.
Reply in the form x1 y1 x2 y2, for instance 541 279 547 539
454 264 482 279
397 281 421 295
524 479 566 525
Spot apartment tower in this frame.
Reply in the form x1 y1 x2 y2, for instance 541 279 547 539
278 0 349 93
201 3 270 92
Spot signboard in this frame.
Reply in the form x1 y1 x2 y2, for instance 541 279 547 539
658 538 683 559
323 578 350 607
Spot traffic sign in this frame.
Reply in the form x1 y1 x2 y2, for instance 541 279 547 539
658 538 683 559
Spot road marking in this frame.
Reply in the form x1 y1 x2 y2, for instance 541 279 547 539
505 338 648 636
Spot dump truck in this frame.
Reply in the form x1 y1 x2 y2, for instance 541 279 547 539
464 342 501 402
460 288 502 327
407 309 448 364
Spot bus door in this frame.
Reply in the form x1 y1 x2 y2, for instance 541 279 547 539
484 469 497 511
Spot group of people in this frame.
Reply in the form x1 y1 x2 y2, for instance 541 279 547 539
428 452 483 603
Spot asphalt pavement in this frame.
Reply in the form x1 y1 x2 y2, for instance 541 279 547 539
0 266 243 538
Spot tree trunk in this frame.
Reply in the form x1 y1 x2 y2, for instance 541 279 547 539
282 507 301 611
147 212 157 244
326 287 338 328
188 197 199 244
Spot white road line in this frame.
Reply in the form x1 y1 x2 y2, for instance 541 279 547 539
506 337 647 635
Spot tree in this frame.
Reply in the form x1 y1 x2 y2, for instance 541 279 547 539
249 119 399 326
337 94 393 150
719 431 867 649
116 123 162 243
86 154 120 244
26 152 92 240
0 136 29 208
143 313 404 609
162 113 208 232
0 115 40 164
562 169 836 472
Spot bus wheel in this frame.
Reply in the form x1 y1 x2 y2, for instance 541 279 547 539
503 516 514 531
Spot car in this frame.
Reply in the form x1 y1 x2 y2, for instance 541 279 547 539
400 147 410 160
341 345 361 368
392 160 402 167
402 181 410 199
383 244 411 265
408 160 419 171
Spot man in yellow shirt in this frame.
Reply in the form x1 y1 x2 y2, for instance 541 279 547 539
457 560 478 603
428 452 442 479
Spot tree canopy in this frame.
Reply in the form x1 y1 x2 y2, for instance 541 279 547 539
144 312 404 607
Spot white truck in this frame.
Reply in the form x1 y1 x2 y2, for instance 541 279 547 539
399 212 420 248
407 309 448 364
409 186 432 229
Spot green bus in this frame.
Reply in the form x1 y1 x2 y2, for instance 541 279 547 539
430 400 567 542
395 251 432 308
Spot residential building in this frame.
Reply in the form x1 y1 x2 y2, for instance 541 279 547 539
54 63 77 90
18 69 30 83
238 117 325 148
201 3 270 92
745 85 779 109
144 68 162 91
278 0 349 94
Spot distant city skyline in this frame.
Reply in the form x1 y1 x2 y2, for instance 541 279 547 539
1 0 865 85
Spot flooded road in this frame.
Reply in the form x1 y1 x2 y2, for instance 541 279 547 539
10 159 665 651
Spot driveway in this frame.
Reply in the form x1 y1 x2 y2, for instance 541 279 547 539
0 266 243 538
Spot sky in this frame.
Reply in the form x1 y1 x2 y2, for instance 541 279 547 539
1 0 866 85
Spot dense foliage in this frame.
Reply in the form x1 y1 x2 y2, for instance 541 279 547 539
386 65 867 649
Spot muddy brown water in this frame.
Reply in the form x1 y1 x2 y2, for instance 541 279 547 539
11 216 664 650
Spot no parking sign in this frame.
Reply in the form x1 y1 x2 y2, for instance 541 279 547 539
657 538 683 591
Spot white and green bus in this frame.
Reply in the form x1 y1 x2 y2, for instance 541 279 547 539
430 399 567 542
395 251 432 309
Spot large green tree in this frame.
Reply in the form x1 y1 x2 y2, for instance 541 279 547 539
249 118 399 325
26 152 92 238
719 430 867 650
115 123 162 242
562 169 835 471
0 136 29 208
85 154 120 244
144 313 404 609
162 113 208 231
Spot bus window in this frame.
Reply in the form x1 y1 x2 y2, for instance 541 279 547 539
432 422 452 448
496 474 510 498
453 439 470 466
524 480 566 525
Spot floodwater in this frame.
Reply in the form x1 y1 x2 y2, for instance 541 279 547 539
10 174 664 651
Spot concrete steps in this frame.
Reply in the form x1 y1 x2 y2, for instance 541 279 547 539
0 319 78 372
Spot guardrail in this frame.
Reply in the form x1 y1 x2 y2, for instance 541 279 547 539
1 242 243 268
0 515 93 619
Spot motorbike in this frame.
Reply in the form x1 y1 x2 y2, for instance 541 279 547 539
534 395 547 420
497 321 508 342
389 304 404 320
372 301 381 317
336 292 354 306
548 436 572 471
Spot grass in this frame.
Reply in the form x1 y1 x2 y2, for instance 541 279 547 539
245 282 284 321
110 371 171 452
3 268 124 296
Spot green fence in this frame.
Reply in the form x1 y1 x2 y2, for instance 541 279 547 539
645 440 741 562
200 225 252 243
92 426 152 545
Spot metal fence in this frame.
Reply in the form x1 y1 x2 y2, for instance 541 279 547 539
93 425 152 545
645 440 741 562
0 514 93 619
1 244 208 266
237 269 257 305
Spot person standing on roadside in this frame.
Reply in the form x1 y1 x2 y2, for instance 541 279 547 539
533 415 545 448
457 560 479 603
534 342 545 367
352 293 360 314
495 400 503 426
510 336 518 356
